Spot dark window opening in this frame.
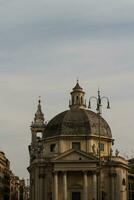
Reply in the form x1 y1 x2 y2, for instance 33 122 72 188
72 192 81 200
102 191 107 200
72 96 74 104
50 144 56 152
81 96 83 104
100 143 105 151
122 178 126 185
72 142 81 150
76 96 79 104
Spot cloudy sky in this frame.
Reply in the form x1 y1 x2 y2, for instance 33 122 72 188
0 0 134 179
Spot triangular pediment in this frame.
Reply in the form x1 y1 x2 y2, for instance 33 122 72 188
52 149 99 162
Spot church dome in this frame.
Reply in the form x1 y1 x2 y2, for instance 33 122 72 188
44 81 112 139
44 109 112 138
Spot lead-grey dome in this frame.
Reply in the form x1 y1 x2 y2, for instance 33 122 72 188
44 109 112 138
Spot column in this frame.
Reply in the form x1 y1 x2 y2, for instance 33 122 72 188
35 167 39 200
111 175 114 200
54 171 58 200
83 171 88 200
63 171 67 200
110 173 116 200
93 172 97 200
39 167 45 200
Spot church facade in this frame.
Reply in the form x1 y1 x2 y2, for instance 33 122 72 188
28 82 133 200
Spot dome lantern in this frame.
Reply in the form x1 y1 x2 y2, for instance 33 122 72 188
69 80 86 109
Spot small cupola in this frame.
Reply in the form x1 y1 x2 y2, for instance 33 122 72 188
69 80 86 109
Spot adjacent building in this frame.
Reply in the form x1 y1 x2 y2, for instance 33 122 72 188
10 174 29 200
0 151 28 200
28 82 133 200
0 151 10 200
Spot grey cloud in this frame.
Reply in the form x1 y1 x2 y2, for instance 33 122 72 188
0 0 134 178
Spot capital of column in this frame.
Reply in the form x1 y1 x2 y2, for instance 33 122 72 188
53 171 58 175
92 171 97 175
62 171 67 175
87 171 97 176
83 170 88 175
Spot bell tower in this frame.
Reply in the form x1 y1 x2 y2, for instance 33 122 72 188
69 80 86 109
28 99 47 200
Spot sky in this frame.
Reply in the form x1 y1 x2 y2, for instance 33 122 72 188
0 0 134 179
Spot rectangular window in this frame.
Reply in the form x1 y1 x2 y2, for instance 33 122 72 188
72 192 81 200
72 142 81 150
50 144 56 152
100 143 105 151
